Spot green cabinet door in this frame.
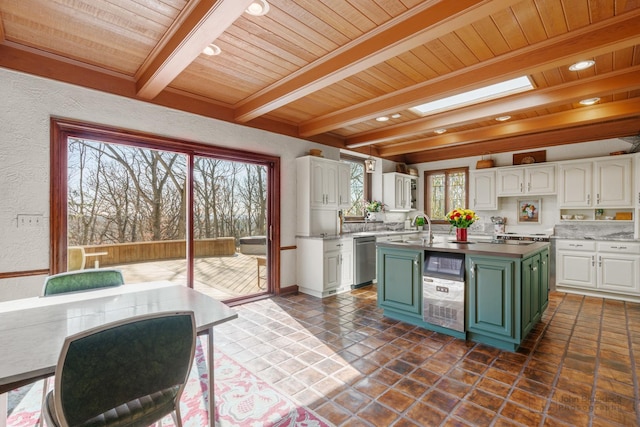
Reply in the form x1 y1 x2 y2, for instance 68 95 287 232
540 248 549 312
522 253 541 337
467 256 515 340
377 247 422 316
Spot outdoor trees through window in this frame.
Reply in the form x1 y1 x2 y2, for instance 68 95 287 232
341 157 369 217
424 168 468 221
54 119 279 303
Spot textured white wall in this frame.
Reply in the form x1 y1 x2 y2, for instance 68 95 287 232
0 68 336 300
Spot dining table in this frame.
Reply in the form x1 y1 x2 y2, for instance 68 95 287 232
0 281 238 427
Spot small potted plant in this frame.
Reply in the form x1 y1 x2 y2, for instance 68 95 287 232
415 216 425 231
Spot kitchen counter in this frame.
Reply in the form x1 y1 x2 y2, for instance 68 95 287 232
377 239 549 258
298 230 494 241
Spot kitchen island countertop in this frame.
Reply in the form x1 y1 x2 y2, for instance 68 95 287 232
377 239 550 258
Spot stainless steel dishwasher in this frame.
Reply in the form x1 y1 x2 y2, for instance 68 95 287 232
353 236 376 288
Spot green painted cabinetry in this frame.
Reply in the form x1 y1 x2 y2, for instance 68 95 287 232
377 243 550 351
466 256 517 347
540 248 550 311
466 247 549 351
377 246 423 318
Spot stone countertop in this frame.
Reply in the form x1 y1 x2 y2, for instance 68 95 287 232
377 239 550 259
551 236 639 242
297 230 419 240
297 231 494 241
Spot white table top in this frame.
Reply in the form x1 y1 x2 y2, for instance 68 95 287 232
0 282 237 393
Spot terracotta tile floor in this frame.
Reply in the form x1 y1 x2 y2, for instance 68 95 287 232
213 286 640 426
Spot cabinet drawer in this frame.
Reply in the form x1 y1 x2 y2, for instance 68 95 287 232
325 239 350 251
556 240 596 251
597 241 640 254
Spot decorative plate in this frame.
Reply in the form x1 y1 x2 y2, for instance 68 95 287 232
520 156 536 164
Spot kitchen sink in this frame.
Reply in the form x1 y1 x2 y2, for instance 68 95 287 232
490 240 534 245
402 239 429 245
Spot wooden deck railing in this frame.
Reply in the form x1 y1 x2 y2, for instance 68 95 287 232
81 238 236 267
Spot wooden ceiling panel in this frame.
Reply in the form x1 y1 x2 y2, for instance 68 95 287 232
490 7 530 50
471 14 513 55
1 0 639 163
561 0 591 30
453 25 495 62
0 0 166 74
536 0 569 37
510 0 548 44
591 0 616 22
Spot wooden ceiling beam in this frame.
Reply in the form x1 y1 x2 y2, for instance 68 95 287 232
136 0 253 99
233 0 522 123
346 66 640 147
379 98 640 157
302 10 640 137
404 118 640 164
0 43 332 143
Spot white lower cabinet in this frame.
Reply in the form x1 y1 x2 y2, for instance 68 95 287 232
556 239 640 299
297 237 353 298
597 242 640 294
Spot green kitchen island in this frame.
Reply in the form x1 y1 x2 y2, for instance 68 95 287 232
376 239 550 351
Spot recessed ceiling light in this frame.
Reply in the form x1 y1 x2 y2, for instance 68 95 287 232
495 115 511 122
579 97 600 106
410 76 534 116
376 116 389 122
569 60 595 71
391 114 401 119
245 0 270 16
202 44 221 56
434 129 447 134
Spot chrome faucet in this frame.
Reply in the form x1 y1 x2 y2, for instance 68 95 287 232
411 212 433 245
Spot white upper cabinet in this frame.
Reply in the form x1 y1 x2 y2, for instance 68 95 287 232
309 158 339 208
558 156 632 208
636 153 640 207
594 157 632 207
383 172 416 211
496 165 556 196
558 161 592 207
469 170 497 210
297 156 350 236
338 162 351 209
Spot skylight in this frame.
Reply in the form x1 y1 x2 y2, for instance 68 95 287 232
410 76 534 116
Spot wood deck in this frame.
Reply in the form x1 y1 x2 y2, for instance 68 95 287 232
113 253 266 301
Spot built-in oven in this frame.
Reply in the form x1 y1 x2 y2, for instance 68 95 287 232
422 252 466 332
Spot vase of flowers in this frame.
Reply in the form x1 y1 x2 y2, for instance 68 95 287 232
446 208 479 242
365 200 385 221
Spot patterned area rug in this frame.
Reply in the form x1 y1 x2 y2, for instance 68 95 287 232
7 340 331 427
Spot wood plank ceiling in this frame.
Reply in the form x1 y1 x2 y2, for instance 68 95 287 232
0 0 639 163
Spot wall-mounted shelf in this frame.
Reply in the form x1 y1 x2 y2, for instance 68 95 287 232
559 208 633 222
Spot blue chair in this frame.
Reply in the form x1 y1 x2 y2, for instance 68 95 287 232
41 311 196 427
42 269 124 296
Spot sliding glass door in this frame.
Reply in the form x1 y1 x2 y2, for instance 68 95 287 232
52 119 279 302
192 157 270 299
